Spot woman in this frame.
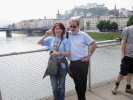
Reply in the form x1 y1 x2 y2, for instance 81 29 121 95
37 23 71 100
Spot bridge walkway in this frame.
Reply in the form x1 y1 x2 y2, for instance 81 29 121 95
47 79 133 100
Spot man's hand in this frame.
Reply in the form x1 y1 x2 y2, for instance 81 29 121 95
81 56 90 63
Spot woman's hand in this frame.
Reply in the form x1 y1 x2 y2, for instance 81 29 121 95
37 29 52 45
45 30 52 36
50 51 59 56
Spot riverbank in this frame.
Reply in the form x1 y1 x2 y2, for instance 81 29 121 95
12 31 26 34
87 32 122 40
12 31 122 40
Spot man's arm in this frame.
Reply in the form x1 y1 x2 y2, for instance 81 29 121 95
89 41 97 56
81 41 97 62
121 40 126 59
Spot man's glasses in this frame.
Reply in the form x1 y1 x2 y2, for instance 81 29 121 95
70 26 77 28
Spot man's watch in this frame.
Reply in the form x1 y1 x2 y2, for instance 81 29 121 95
89 53 92 56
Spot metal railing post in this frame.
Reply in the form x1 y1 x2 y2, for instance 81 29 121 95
0 89 2 100
88 59 91 91
88 46 91 92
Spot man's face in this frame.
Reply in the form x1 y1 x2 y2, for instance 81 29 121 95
69 22 79 34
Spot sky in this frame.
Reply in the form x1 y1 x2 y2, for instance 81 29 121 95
0 0 133 26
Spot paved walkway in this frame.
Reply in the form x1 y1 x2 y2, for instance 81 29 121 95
64 79 133 100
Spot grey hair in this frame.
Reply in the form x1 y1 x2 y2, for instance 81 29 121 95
69 19 79 26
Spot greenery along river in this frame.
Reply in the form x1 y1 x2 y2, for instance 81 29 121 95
87 32 122 40
13 31 122 41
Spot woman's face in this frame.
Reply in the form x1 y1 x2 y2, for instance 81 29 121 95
54 25 63 37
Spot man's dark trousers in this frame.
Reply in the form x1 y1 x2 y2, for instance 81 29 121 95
70 59 89 100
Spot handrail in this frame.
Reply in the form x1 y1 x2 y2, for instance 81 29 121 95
0 48 49 57
96 40 119 44
96 40 120 48
97 43 120 48
0 40 120 57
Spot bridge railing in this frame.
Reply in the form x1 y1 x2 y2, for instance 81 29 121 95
0 40 120 100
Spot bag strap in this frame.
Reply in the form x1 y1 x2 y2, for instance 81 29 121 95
66 31 69 39
56 39 63 52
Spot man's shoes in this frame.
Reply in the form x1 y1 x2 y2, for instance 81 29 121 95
112 85 118 94
125 88 133 94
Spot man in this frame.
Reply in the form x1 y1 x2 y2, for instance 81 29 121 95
112 25 133 94
67 19 97 100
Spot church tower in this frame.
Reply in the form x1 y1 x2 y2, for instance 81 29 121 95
114 4 116 10
114 4 117 15
56 10 61 19
114 4 119 16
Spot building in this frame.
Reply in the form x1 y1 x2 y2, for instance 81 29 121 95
84 15 99 30
14 3 133 32
109 17 129 30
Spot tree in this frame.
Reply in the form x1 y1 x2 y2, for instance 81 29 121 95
127 15 133 26
88 8 108 15
96 20 106 32
97 20 118 32
105 20 110 31
71 7 108 16
110 22 118 32
12 23 16 28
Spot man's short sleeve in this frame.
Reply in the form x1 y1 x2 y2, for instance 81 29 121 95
122 27 129 40
84 33 94 45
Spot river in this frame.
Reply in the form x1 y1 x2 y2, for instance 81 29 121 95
0 32 43 54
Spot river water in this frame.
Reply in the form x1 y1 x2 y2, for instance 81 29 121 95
0 32 43 54
0 32 121 100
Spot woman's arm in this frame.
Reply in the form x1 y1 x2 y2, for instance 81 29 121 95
50 51 70 56
37 30 52 45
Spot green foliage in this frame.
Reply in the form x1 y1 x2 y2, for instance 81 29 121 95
72 7 108 16
96 20 106 31
88 8 108 15
110 22 118 32
127 15 133 26
87 32 122 40
12 31 26 34
105 21 110 31
107 9 119 14
97 20 118 32
12 23 16 28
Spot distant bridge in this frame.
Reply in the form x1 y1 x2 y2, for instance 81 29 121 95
0 28 49 37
